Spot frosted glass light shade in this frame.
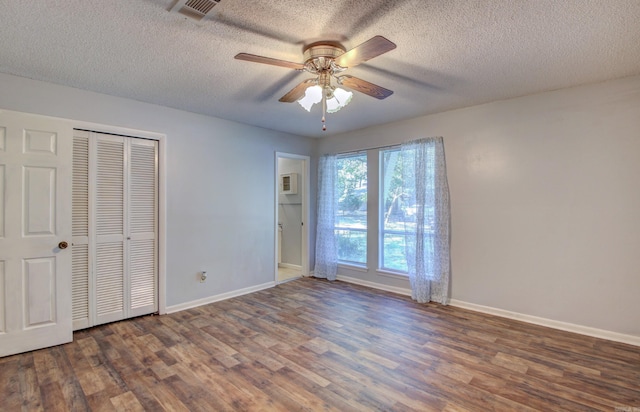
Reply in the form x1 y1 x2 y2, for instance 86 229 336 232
297 86 353 113
327 88 353 113
297 85 323 112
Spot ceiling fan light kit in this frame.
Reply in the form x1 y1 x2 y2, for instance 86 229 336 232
235 36 396 131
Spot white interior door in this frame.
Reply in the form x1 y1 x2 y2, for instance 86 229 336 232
0 111 72 357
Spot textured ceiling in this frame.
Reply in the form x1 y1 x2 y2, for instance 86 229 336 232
1 1 639 138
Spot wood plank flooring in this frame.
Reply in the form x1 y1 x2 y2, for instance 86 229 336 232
1 278 639 411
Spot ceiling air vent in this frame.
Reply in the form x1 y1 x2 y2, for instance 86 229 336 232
169 0 221 21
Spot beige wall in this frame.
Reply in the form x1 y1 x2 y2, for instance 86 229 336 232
318 75 640 338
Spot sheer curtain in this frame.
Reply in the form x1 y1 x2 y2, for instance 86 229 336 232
401 137 451 304
314 154 338 281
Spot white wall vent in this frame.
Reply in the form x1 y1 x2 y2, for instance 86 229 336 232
169 0 221 21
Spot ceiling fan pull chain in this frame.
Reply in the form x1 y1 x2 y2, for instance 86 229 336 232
322 93 327 131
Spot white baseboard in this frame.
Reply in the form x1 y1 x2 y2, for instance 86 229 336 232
337 275 412 297
165 281 275 314
335 275 640 347
449 299 640 347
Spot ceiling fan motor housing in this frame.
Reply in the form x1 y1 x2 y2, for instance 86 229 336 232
303 42 345 62
303 43 347 74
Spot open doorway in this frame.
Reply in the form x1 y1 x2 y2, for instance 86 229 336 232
275 153 310 283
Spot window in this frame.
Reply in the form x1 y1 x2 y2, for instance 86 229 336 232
317 138 448 300
380 144 440 275
335 153 367 265
380 148 408 272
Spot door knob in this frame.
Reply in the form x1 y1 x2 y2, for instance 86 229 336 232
58 241 69 249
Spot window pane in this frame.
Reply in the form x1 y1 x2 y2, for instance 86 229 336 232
337 229 367 263
336 153 367 264
380 148 408 272
382 233 407 272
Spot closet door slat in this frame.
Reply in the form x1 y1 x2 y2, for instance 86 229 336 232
96 138 124 237
129 140 158 315
95 136 125 324
130 141 156 234
95 242 124 321
71 131 89 330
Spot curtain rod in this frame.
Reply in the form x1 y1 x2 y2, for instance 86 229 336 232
333 142 401 156
331 136 442 156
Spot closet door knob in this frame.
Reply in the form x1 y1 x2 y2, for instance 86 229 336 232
58 241 69 249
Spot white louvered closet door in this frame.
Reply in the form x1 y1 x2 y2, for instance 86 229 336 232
95 133 127 325
128 138 157 318
72 130 157 330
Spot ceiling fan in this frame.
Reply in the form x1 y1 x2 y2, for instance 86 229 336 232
235 36 396 131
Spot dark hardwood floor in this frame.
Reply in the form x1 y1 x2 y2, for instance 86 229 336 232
1 278 639 411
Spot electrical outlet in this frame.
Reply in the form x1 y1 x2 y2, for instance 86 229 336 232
199 271 207 283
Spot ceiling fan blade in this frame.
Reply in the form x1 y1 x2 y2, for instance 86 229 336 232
339 75 393 99
334 35 396 68
235 53 304 70
279 79 316 102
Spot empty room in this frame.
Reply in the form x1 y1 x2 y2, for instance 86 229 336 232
0 1 639 410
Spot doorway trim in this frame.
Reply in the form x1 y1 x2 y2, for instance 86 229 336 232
275 152 310 283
